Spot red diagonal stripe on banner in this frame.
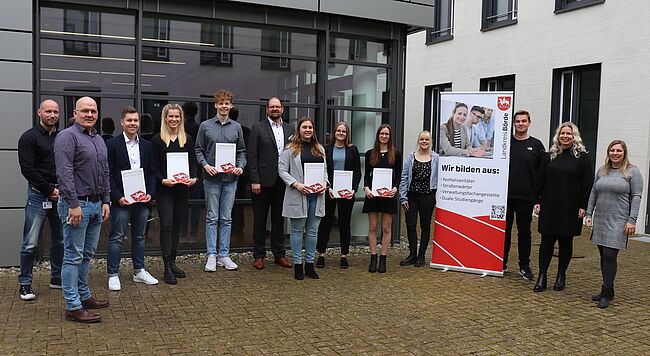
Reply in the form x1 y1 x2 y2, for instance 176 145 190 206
436 209 504 255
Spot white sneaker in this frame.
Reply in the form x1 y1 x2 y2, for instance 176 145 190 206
133 270 159 285
217 256 238 270
108 276 121 291
204 255 217 272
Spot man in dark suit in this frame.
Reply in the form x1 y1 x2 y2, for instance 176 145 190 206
248 97 293 269
105 106 158 291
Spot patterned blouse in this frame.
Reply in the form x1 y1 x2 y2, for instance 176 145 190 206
409 158 432 194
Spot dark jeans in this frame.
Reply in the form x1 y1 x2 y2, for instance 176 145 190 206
598 245 619 288
538 234 574 274
106 203 149 276
316 193 354 255
404 190 436 258
157 185 188 257
504 198 534 268
252 177 286 259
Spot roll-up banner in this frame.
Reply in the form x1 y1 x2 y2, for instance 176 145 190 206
431 92 513 277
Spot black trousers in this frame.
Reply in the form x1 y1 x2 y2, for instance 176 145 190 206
598 245 619 288
504 198 534 268
157 185 188 257
252 177 287 259
404 191 436 258
316 194 354 255
538 234 573 274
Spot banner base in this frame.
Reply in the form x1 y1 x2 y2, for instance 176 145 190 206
429 263 503 278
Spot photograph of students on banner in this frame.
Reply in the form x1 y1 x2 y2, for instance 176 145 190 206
480 107 496 148
464 106 492 155
439 102 486 158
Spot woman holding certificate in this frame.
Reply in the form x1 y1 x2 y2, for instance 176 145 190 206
151 104 198 284
279 117 328 280
316 121 361 269
363 124 402 273
399 131 439 267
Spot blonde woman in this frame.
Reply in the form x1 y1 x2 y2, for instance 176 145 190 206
533 122 593 293
585 140 643 308
151 104 198 284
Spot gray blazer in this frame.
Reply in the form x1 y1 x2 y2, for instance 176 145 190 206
439 122 470 156
278 145 327 218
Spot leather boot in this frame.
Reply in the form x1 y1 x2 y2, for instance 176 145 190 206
592 285 615 301
415 242 429 267
400 233 418 266
533 271 547 292
294 264 304 280
598 286 614 309
170 253 186 278
304 263 320 279
553 272 566 291
378 255 387 273
368 254 378 273
163 256 177 285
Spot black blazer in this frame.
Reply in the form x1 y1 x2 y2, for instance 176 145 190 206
324 144 362 193
106 135 157 205
247 118 293 187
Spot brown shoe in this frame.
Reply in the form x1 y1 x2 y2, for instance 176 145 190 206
252 259 264 270
274 257 292 268
81 297 109 309
65 309 102 323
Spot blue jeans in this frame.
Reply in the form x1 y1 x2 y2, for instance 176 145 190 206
290 194 321 264
58 199 103 312
106 203 149 277
19 185 64 286
204 179 237 257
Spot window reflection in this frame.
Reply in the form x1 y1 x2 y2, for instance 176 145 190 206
329 37 388 64
328 110 386 152
327 64 389 109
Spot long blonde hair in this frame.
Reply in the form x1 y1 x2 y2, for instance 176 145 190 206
600 140 633 178
549 122 587 160
160 104 187 148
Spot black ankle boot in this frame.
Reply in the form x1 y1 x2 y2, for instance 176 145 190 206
163 256 177 285
378 255 387 273
598 286 614 309
304 263 320 279
399 253 417 266
368 254 378 273
294 264 304 280
170 254 186 278
553 273 566 291
592 285 615 301
533 272 547 292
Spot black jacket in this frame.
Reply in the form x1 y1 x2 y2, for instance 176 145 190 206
106 135 157 204
324 144 362 193
247 118 293 187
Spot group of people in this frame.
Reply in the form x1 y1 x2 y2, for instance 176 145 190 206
505 111 643 309
16 93 642 324
439 103 496 158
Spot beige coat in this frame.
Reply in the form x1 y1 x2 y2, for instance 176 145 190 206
439 122 470 156
278 146 327 218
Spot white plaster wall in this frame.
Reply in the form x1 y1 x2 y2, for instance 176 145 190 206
405 0 650 229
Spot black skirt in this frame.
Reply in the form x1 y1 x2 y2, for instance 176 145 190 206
362 195 398 214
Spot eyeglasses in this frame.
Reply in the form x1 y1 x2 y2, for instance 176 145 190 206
76 109 98 115
471 112 483 118
335 129 347 133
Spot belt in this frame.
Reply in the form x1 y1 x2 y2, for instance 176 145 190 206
78 195 100 202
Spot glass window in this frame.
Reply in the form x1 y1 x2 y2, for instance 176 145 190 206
261 29 291 71
200 23 234 67
328 110 386 152
327 64 389 109
555 0 605 13
40 39 135 95
329 37 388 64
41 7 135 38
140 51 317 104
423 83 452 136
142 17 170 61
482 0 517 31
426 0 454 44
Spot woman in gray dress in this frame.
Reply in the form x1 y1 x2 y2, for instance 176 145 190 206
585 140 643 308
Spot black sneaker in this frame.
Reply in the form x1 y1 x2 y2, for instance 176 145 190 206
316 256 325 268
19 285 36 301
340 256 349 269
519 266 534 280
49 277 62 289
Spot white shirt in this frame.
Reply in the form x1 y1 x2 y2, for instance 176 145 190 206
123 132 141 169
268 117 285 161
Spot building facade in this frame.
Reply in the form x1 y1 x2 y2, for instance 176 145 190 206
405 0 650 233
0 0 434 266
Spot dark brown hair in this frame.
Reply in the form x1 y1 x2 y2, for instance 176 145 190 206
369 124 396 166
514 110 530 122
120 106 138 119
444 102 468 147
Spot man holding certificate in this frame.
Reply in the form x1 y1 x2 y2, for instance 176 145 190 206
195 90 246 272
105 107 158 291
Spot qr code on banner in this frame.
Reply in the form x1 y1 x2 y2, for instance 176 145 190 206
491 205 506 220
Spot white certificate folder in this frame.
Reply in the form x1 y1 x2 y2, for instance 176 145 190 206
332 170 353 198
216 143 236 173
166 152 190 182
121 168 147 203
304 163 325 192
371 168 393 197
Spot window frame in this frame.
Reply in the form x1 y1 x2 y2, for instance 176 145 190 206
423 83 452 150
481 0 518 32
554 0 605 14
426 0 454 45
